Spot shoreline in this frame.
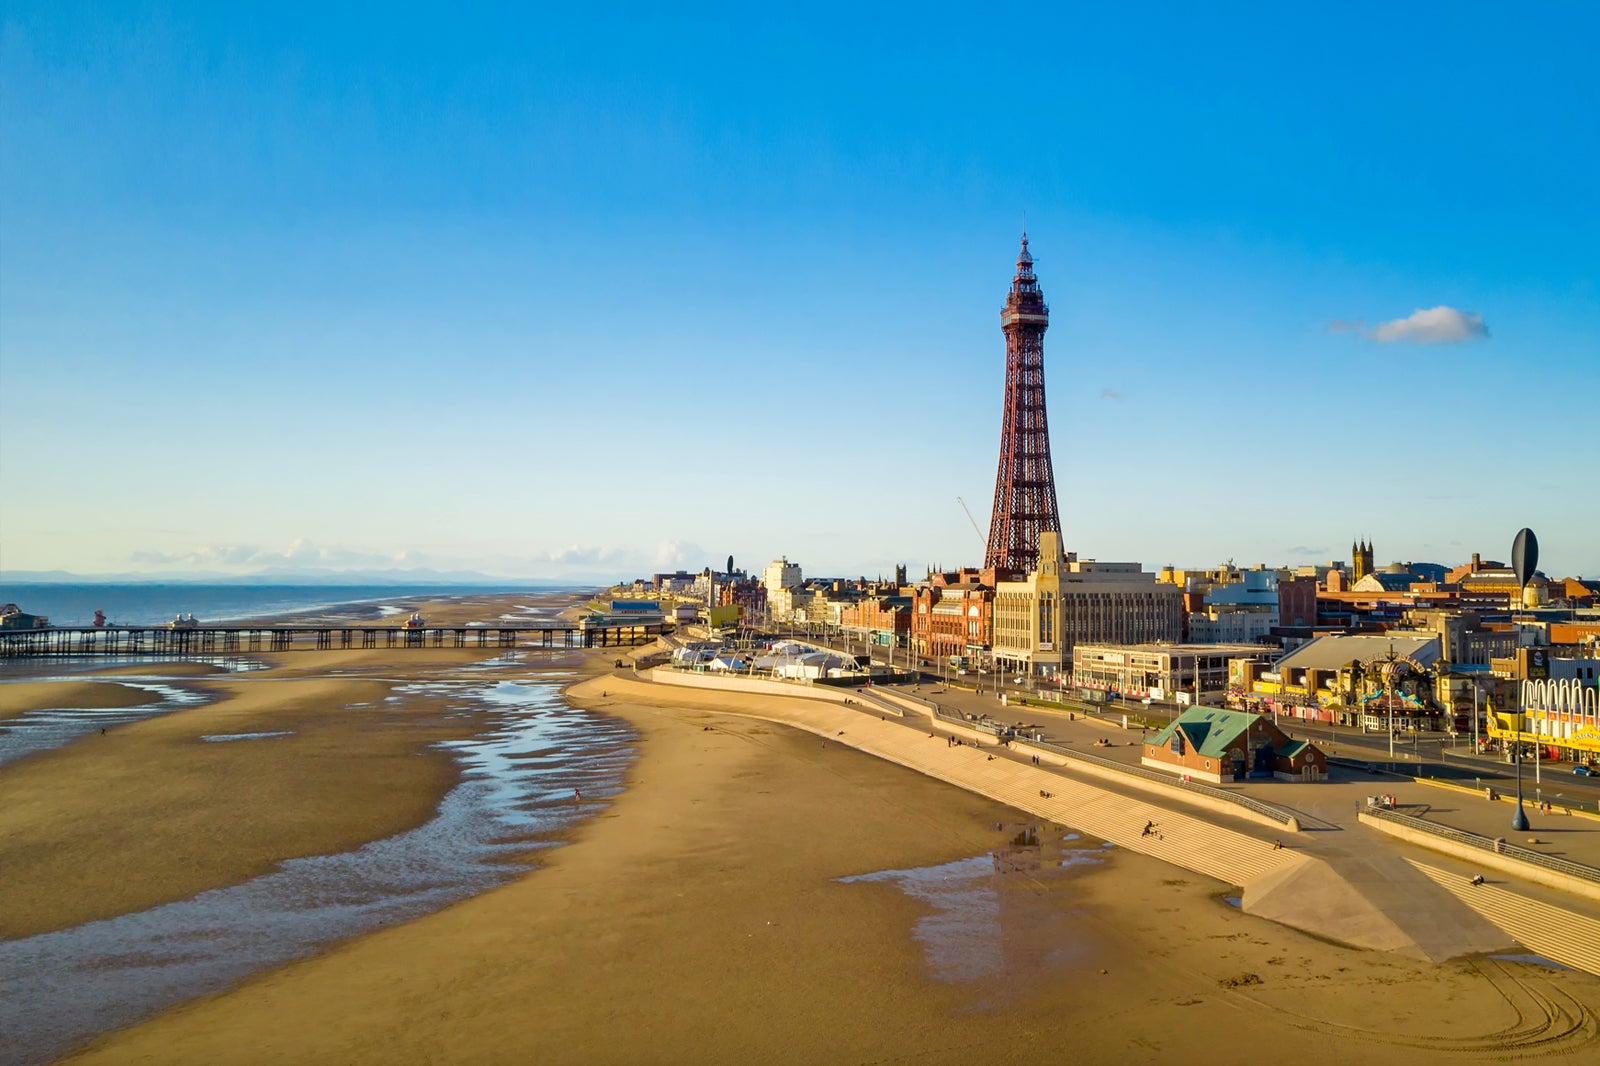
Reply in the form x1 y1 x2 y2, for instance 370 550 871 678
0 589 601 942
10 617 1600 1063
52 644 1600 1064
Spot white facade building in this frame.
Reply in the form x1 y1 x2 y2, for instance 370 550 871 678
763 558 803 619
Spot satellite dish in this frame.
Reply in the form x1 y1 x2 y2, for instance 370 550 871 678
1512 528 1539 589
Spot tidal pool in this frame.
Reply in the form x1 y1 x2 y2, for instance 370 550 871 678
0 675 635 1066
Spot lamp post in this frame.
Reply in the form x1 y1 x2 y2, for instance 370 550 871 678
1471 676 1481 756
1509 527 1538 833
1511 704 1531 831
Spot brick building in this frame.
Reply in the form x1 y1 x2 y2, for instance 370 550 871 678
1142 706 1327 784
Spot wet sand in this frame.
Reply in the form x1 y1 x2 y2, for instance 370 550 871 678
0 669 475 939
51 661 1600 1065
7 597 1597 1064
0 681 156 723
0 591 595 941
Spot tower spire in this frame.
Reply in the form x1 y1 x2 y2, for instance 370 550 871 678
984 234 1060 574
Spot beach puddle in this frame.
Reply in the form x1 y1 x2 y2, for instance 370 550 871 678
0 682 212 766
837 824 1106 987
0 675 635 1066
200 731 295 743
1488 954 1571 971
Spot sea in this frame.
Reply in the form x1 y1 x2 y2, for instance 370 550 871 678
0 582 587 629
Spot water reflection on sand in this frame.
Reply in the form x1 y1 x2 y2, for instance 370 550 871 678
838 825 1106 986
0 676 634 1066
0 681 211 766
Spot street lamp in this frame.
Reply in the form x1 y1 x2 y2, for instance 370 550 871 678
1509 527 1538 834
1510 703 1531 832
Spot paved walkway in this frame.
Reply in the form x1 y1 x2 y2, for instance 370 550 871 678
903 680 1600 866
590 670 1600 974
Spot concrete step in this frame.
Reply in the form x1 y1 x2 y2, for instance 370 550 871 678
1409 860 1600 977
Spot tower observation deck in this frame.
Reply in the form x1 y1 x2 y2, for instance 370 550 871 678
984 234 1062 575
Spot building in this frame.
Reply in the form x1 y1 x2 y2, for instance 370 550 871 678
0 604 48 630
651 571 696 593
992 532 1069 676
1350 539 1376 583
1396 609 1517 666
1500 659 1600 767
1352 563 1425 594
762 558 802 598
1243 633 1445 729
1191 569 1279 643
912 577 994 665
839 595 911 647
1142 707 1327 784
716 579 767 622
985 234 1061 575
992 533 1183 679
1188 605 1277 644
608 599 662 618
1071 642 1273 702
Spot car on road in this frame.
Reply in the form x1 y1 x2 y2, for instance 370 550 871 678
1576 765 1596 777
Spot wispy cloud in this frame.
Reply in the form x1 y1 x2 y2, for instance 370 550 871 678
1100 387 1122 402
129 540 412 570
123 538 715 580
1325 319 1365 334
1286 545 1329 556
1370 306 1488 344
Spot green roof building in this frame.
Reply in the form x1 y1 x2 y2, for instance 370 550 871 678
1142 706 1327 784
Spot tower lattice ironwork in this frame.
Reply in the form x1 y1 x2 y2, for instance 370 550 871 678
984 234 1061 575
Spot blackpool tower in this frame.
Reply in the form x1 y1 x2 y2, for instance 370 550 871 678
984 234 1061 574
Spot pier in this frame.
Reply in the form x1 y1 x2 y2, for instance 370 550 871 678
0 622 664 658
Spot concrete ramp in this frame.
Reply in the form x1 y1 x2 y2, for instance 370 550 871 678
1243 851 1515 961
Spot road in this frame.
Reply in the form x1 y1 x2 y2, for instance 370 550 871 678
748 626 1600 810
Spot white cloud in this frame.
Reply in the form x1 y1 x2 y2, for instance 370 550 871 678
114 536 730 581
1370 306 1488 344
128 540 411 570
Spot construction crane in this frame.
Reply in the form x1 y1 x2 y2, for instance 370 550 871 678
956 497 986 548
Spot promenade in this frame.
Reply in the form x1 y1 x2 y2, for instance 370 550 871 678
589 663 1600 978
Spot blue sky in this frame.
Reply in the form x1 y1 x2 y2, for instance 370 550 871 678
3 2 1596 582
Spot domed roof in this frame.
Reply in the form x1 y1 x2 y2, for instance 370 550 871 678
1382 562 1411 574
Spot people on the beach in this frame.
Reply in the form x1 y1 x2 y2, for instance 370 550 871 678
1141 820 1156 837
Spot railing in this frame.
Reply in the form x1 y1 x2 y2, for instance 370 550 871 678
1336 753 1600 817
0 622 664 657
1361 804 1600 885
1033 738 1300 827
922 698 1300 827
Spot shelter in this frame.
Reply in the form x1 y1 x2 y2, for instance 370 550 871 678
1142 706 1326 784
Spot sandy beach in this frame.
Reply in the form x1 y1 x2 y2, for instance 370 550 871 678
3 595 1596 1064
0 681 155 723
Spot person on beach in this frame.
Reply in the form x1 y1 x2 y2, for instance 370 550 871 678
1142 820 1156 837
573 789 582 802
